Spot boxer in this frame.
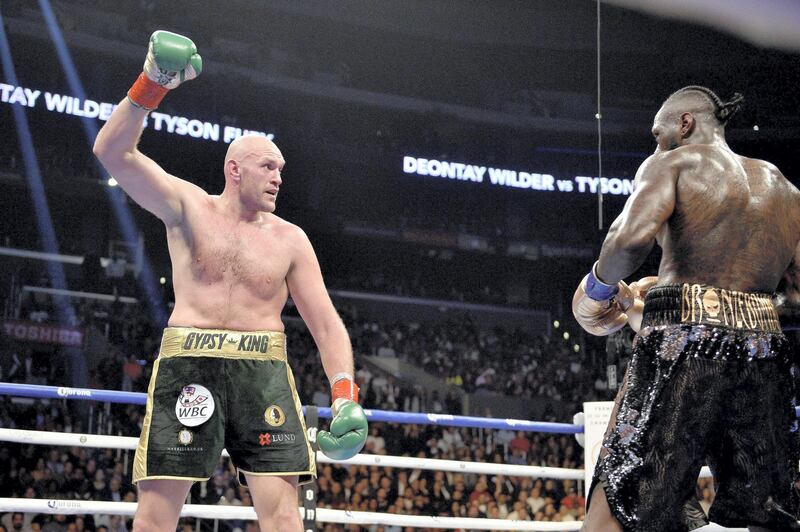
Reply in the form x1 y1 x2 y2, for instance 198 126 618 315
573 86 800 531
94 31 367 532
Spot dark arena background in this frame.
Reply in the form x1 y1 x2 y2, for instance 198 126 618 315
1 1 800 531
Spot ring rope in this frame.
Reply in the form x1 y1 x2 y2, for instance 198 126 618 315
0 498 754 531
0 498 584 530
0 428 585 480
0 382 583 434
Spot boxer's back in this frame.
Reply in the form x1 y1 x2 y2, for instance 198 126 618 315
657 144 800 292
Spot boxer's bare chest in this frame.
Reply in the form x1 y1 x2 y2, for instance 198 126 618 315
169 205 291 301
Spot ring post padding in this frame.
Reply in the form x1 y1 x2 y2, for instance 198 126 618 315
303 405 318 532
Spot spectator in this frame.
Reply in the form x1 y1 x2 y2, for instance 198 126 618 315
365 426 385 454
1 513 32 532
120 355 143 392
506 501 529 521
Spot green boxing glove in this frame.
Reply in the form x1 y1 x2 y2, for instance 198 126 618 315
317 377 368 460
128 30 202 110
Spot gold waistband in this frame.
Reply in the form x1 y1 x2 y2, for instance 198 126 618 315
159 327 287 360
680 283 779 332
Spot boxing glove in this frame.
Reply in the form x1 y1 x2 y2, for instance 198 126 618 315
128 31 202 110
317 375 368 461
573 262 635 336
622 276 659 332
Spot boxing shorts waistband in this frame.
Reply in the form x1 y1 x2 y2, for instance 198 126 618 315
159 327 287 360
641 283 781 333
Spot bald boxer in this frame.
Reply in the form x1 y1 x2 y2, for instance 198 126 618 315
574 86 800 531
94 31 366 532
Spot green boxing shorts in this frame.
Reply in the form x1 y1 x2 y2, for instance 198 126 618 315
133 327 316 485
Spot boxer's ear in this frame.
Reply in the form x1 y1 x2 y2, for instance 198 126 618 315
227 159 241 184
680 112 696 138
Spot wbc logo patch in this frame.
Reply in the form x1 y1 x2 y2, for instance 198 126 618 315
175 384 215 427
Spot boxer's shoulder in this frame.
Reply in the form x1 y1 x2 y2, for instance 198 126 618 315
637 146 696 173
263 215 312 249
739 155 780 174
186 182 214 206
176 191 229 227
663 144 721 169
633 150 683 186
739 156 798 191
265 213 301 234
649 144 752 181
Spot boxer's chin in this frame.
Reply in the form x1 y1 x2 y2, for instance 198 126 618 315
261 198 277 213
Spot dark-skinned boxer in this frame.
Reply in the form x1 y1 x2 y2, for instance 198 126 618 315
574 87 800 532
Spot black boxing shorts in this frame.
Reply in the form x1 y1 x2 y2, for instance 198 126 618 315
133 327 316 485
589 284 800 531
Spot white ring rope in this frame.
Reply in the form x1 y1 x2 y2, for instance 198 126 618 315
0 428 584 480
0 498 753 531
0 498 583 531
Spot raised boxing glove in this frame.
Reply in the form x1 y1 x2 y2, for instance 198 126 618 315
128 31 202 110
317 374 368 461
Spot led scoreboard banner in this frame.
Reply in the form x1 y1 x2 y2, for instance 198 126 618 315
0 82 275 144
2 82 635 197
403 155 635 196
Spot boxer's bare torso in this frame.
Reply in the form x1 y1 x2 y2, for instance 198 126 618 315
166 190 294 331
598 92 800 291
654 144 800 292
94 102 337 335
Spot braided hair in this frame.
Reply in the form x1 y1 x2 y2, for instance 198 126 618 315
668 86 744 125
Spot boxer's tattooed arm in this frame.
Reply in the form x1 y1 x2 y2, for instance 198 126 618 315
597 151 679 283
